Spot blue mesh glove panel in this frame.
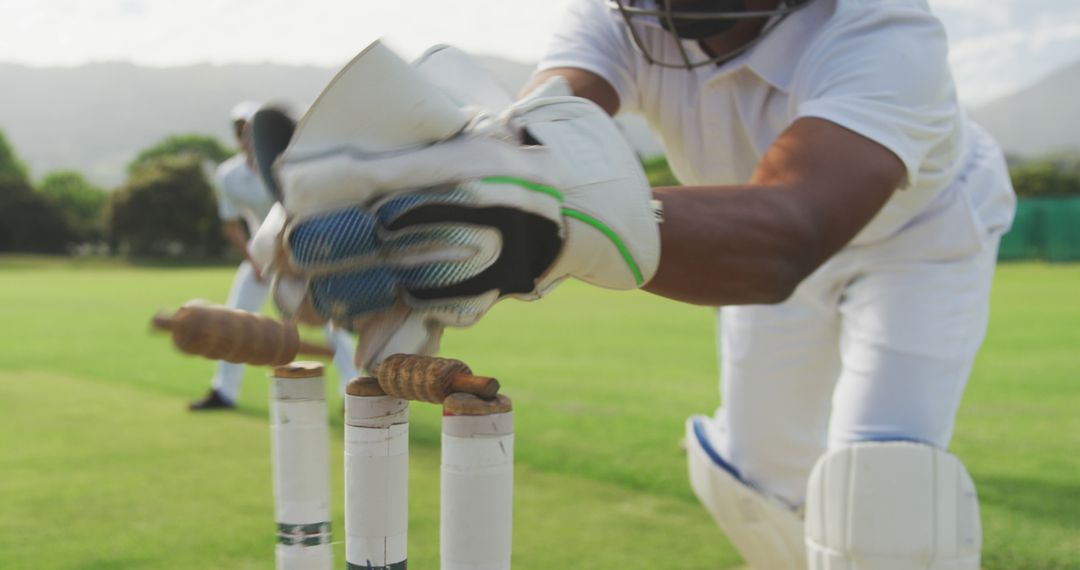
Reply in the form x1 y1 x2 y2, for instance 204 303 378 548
289 207 380 266
286 189 497 323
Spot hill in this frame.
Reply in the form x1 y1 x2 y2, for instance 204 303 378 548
10 53 1071 185
0 62 334 185
0 58 662 187
970 59 1080 157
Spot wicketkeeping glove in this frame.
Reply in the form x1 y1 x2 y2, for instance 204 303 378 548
251 45 660 368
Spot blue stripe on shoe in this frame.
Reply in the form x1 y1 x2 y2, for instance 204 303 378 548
691 416 745 482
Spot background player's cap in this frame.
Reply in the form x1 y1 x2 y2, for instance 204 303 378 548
229 100 262 123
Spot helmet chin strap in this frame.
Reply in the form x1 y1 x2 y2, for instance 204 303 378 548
659 0 747 40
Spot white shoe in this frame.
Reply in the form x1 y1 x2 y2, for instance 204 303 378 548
685 416 807 570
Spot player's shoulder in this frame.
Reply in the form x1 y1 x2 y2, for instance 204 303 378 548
810 0 947 52
216 153 247 174
215 154 249 181
556 0 627 42
792 0 951 93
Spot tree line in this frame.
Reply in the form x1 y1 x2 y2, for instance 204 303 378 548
1006 153 1080 198
2 126 1079 257
0 129 232 256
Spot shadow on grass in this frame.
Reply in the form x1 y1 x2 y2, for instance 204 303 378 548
980 474 1080 569
979 474 1080 529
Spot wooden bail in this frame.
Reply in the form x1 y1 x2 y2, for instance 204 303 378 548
152 303 334 365
375 354 500 403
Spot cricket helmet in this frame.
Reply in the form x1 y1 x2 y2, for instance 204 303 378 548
607 0 816 69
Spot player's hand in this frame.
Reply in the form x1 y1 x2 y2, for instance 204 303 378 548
251 80 659 364
248 40 659 367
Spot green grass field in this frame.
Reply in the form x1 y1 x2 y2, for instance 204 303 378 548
1 256 1078 569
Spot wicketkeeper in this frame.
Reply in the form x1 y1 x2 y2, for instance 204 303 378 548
245 0 1016 566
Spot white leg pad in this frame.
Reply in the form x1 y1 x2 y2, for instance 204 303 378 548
686 417 807 570
805 442 981 570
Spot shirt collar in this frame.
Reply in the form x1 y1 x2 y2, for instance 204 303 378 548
700 0 834 91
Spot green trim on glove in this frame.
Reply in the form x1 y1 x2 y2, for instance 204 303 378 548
481 176 646 288
562 208 646 287
482 176 565 202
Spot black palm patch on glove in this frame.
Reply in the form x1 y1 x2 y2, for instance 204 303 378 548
385 205 562 300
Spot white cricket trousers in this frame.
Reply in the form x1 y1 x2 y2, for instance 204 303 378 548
709 134 1016 507
210 261 358 403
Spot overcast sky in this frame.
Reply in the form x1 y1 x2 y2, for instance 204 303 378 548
2 0 1078 105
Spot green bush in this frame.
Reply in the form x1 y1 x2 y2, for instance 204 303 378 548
0 175 78 253
0 129 30 184
107 155 225 257
0 129 77 252
127 134 233 175
1010 157 1080 198
38 170 107 242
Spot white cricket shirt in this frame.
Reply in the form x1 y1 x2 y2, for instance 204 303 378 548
538 0 1014 245
214 154 277 233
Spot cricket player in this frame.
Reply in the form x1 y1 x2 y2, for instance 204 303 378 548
248 0 1016 566
188 102 358 410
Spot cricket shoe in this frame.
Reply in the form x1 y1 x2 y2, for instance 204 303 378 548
686 415 807 570
188 389 236 411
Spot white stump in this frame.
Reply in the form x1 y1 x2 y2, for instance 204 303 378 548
269 362 333 570
344 378 410 570
441 394 514 570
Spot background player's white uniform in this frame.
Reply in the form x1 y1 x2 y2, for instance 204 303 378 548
540 0 1014 567
209 154 358 403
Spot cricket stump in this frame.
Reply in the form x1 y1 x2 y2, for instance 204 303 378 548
441 393 515 570
269 362 333 570
345 377 410 570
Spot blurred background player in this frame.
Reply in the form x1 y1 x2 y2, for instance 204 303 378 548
188 101 358 410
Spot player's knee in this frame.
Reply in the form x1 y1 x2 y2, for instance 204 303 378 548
805 441 981 570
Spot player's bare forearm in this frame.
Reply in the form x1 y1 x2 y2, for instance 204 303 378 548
522 68 620 116
523 70 903 307
644 118 905 306
645 183 818 304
